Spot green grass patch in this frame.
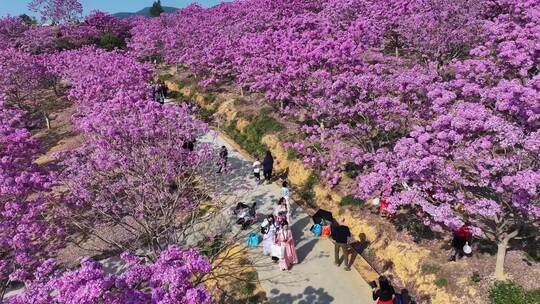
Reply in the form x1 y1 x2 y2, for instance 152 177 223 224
286 148 298 160
434 278 448 288
421 263 441 274
489 281 540 304
340 195 365 207
158 73 173 82
223 108 283 157
204 94 216 103
469 272 481 285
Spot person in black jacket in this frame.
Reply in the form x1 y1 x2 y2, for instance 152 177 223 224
262 150 274 182
217 146 228 173
372 276 395 304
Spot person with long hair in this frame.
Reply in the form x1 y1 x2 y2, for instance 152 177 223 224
261 214 277 258
372 276 395 304
275 221 298 270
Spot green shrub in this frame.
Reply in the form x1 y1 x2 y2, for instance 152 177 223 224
489 282 540 304
200 235 223 258
287 148 298 160
434 278 448 288
239 271 258 296
340 195 365 207
204 94 216 103
298 173 319 204
469 272 481 284
527 289 540 303
489 281 528 304
392 215 436 242
98 32 125 50
344 162 361 178
421 263 441 274
157 73 173 82
198 104 218 122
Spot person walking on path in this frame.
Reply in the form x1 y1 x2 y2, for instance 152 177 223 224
274 197 289 225
261 214 278 259
331 218 356 271
253 158 261 183
275 221 298 271
217 146 228 173
262 150 274 182
449 221 473 261
281 181 291 218
372 276 395 304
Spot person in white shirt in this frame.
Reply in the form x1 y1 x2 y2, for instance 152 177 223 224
281 181 291 218
253 158 261 183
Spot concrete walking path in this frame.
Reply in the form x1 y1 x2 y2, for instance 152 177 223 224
201 131 374 304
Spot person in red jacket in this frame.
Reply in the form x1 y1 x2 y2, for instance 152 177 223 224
449 221 473 261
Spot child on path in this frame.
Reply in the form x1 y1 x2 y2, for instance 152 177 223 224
281 181 292 218
275 221 298 270
253 158 261 182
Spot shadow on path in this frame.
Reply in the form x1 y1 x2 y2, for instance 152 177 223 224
269 286 335 304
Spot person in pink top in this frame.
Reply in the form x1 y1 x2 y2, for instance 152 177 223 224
275 221 298 270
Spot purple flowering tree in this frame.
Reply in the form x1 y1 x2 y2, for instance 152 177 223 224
28 0 83 24
6 246 212 304
0 106 65 298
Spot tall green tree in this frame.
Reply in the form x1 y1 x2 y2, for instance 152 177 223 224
150 0 164 17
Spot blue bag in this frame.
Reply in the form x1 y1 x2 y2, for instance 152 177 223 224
311 224 322 236
246 233 260 247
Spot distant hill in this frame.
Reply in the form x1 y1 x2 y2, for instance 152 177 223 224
113 6 179 19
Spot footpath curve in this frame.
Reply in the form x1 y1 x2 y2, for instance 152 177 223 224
201 130 374 303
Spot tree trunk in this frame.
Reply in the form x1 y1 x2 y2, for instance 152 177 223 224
395 47 399 57
320 121 325 142
494 229 519 280
240 86 244 97
44 112 51 129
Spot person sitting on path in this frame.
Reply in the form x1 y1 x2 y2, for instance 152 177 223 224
261 214 278 260
449 221 473 261
252 158 261 183
262 150 274 182
330 218 355 271
275 220 298 271
372 276 395 304
217 146 228 173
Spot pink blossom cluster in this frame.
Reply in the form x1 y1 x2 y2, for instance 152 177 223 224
0 105 65 293
7 246 211 304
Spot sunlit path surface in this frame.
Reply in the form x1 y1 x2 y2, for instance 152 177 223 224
200 130 374 304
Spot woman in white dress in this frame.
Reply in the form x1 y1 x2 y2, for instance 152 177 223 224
261 214 277 257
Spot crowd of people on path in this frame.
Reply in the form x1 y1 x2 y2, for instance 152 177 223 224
221 144 421 302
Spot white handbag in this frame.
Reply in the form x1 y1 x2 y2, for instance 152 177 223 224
372 197 380 206
463 242 472 254
271 244 285 259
